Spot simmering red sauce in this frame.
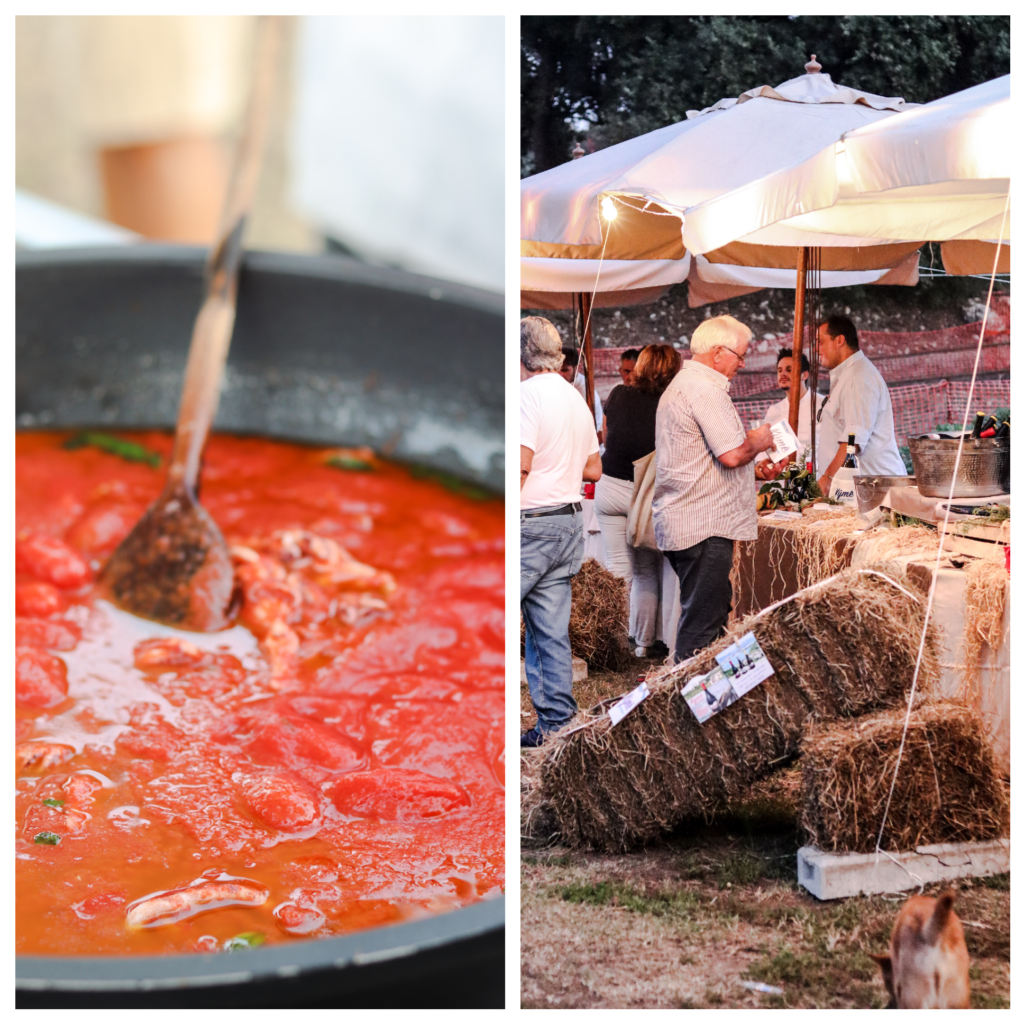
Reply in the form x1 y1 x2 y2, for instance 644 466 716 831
16 431 504 955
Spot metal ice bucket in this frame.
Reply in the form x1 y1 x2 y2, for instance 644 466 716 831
907 436 1010 498
852 475 916 514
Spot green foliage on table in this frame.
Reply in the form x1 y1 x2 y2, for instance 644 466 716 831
757 464 824 511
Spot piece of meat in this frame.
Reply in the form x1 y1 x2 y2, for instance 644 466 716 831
327 768 469 820
16 535 92 589
16 742 76 771
133 637 207 670
241 772 321 831
15 582 67 618
16 647 70 708
67 501 145 558
125 878 269 929
244 713 363 773
273 901 326 935
15 617 82 652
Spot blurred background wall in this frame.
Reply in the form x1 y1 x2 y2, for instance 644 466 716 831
16 15 504 294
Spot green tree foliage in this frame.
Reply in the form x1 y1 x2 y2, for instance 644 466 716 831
522 15 1010 175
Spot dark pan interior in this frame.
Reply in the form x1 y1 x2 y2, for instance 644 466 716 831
16 246 505 1007
17 246 504 491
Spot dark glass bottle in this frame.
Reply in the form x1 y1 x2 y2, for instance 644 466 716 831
841 434 858 469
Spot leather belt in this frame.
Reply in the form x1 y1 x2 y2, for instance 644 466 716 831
521 502 581 519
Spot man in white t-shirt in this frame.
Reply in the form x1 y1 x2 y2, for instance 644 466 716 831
521 317 601 747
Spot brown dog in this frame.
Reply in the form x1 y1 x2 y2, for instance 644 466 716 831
871 890 970 1008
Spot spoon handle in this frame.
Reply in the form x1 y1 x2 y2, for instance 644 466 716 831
168 16 283 494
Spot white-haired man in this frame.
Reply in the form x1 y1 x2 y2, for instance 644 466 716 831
653 315 784 662
520 316 602 747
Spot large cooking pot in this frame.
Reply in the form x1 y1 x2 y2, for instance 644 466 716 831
16 246 505 1008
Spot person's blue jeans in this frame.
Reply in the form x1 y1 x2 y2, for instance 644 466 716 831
664 536 735 663
520 506 584 733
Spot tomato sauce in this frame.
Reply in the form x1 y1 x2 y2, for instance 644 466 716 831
16 431 504 956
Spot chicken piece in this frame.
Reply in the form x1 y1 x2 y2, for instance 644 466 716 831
16 647 70 708
15 582 67 618
15 617 81 652
133 638 206 671
241 772 321 831
16 742 76 771
328 768 469 820
126 877 269 929
16 534 92 589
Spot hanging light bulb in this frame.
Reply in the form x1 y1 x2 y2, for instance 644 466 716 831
601 196 618 221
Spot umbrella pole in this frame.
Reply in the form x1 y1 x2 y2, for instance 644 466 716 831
787 246 809 461
577 291 596 419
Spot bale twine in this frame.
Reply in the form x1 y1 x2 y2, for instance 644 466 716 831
539 565 940 852
568 558 632 671
800 699 1009 853
960 555 1008 699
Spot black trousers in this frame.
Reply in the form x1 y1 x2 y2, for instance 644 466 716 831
664 536 735 663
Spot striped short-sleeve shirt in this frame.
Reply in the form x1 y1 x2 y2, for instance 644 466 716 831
652 359 758 552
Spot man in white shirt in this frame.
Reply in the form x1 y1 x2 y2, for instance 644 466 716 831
755 347 823 475
521 317 602 747
765 348 823 449
815 315 906 495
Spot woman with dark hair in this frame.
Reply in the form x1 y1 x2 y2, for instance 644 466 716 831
594 343 681 657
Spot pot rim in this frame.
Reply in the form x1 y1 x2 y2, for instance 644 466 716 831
17 895 504 992
16 243 504 317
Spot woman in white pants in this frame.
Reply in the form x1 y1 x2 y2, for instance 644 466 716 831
594 344 680 656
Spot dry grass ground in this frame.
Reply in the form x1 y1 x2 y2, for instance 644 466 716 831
520 666 1010 1009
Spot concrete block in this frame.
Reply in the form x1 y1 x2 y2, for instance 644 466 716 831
520 657 588 684
798 839 1010 900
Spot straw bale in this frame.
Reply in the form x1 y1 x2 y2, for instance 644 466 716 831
521 751 558 846
800 699 1009 853
860 525 940 563
960 555 1008 699
539 565 940 851
568 558 632 671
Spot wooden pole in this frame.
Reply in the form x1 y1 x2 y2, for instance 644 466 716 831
578 291 596 419
788 246 809 457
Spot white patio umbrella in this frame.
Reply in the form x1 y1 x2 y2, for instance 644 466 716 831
520 59 926 421
683 74 1011 274
521 59 923 277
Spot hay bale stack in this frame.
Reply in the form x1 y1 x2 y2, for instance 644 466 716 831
961 556 1008 698
800 700 1009 853
521 752 558 846
568 558 632 671
540 565 940 851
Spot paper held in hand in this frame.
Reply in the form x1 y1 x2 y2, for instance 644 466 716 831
608 680 650 727
681 632 775 724
765 420 799 464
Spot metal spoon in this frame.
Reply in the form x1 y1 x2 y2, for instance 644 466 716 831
102 17 282 631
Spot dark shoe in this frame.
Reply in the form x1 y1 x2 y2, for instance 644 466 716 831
520 726 545 748
648 640 670 659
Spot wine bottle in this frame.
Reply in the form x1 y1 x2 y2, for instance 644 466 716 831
994 418 1010 439
971 412 985 438
841 434 858 469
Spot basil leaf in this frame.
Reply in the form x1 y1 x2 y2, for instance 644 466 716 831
63 432 161 467
42 798 65 809
34 831 61 845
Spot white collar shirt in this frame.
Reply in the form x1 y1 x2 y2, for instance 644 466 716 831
816 350 906 477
